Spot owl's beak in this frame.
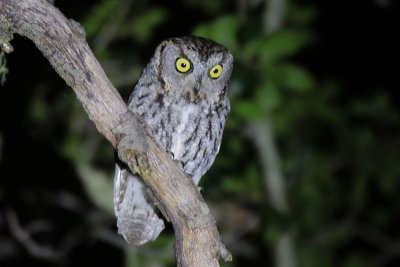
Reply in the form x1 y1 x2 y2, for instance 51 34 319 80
193 78 201 95
193 83 201 95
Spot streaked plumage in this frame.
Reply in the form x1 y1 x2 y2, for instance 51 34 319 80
114 36 233 245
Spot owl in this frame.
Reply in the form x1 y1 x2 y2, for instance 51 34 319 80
114 36 234 245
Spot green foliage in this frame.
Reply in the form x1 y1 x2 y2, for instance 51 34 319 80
275 63 314 92
286 3 317 26
77 164 115 213
221 164 262 198
183 0 223 14
82 0 119 38
123 8 168 42
244 29 314 63
12 0 396 266
28 85 49 122
193 15 239 53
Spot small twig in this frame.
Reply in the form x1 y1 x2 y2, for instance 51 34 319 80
93 227 128 248
5 208 62 261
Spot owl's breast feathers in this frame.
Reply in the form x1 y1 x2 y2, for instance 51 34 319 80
128 84 229 185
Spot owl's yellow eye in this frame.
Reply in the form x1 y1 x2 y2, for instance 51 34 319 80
209 64 223 79
175 58 191 73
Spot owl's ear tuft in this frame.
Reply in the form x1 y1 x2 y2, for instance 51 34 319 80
157 41 169 56
151 40 172 72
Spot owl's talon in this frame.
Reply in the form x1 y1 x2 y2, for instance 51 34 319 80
175 160 184 169
147 188 170 222
167 151 175 159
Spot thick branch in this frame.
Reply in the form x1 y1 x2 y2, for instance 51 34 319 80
0 0 231 266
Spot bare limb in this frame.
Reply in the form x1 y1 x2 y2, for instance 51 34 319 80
248 121 296 267
263 0 287 35
0 0 231 266
245 1 297 267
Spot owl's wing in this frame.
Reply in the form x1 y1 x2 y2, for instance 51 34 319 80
114 163 165 245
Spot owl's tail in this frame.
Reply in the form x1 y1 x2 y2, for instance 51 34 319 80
114 163 165 245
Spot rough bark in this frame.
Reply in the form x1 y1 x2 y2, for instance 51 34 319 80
0 0 231 266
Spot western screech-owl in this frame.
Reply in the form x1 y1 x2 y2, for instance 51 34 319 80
114 36 234 245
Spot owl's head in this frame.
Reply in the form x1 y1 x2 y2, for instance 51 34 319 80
151 36 233 104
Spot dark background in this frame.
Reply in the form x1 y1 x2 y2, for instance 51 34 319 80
0 0 399 266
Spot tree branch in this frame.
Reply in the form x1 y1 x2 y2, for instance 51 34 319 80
244 1 298 267
0 0 231 266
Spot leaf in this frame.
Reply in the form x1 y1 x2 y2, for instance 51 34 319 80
221 164 261 196
233 81 282 119
280 63 314 92
263 63 314 92
127 8 168 42
244 29 314 63
234 100 263 119
192 15 239 52
255 81 281 112
82 0 118 38
29 95 47 122
77 164 114 214
221 175 246 194
287 3 317 26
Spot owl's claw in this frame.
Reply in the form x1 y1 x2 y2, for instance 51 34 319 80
147 188 170 222
168 151 185 170
175 160 184 169
167 151 175 159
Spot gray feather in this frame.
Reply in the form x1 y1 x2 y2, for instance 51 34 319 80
114 163 164 245
114 36 233 245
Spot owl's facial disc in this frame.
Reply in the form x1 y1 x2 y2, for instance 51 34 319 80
158 37 233 103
